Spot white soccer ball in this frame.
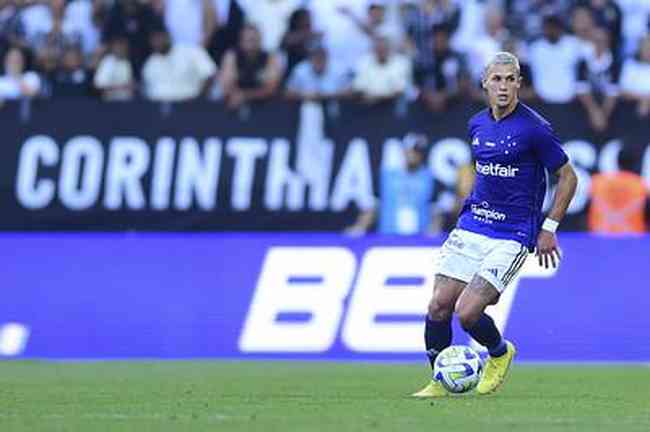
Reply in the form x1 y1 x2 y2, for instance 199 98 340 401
433 345 483 394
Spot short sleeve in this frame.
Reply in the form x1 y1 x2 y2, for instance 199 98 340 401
531 124 569 173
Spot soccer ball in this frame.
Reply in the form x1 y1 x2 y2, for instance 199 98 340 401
433 345 483 394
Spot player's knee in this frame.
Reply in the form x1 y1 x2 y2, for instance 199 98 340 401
428 297 454 321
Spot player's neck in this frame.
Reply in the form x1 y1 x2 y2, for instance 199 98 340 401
491 99 519 121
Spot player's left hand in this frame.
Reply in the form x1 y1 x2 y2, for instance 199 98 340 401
536 230 561 269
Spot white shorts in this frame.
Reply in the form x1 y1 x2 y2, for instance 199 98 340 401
437 228 529 293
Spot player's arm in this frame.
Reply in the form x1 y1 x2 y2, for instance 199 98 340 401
537 162 577 268
547 162 578 223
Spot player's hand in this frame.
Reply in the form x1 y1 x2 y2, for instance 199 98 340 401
536 230 561 269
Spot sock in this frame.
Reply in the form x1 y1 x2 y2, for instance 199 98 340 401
424 316 452 369
465 313 507 357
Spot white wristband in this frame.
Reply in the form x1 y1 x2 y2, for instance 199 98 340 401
542 218 559 233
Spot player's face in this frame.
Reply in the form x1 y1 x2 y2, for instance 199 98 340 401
482 64 521 110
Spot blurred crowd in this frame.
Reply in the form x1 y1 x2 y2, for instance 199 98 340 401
1 0 650 127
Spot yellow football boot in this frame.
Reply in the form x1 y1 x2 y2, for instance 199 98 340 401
476 341 516 395
411 380 448 398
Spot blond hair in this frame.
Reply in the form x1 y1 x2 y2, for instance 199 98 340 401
483 51 520 80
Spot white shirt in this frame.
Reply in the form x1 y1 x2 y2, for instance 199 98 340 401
63 0 100 55
616 0 650 55
143 44 217 101
287 60 350 95
0 72 41 99
528 35 587 103
19 4 51 45
466 33 502 81
309 0 371 72
619 59 650 96
165 0 204 46
20 2 97 53
94 54 134 100
451 0 486 54
353 53 411 97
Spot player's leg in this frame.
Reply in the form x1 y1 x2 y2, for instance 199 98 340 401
412 229 479 398
412 275 466 398
455 275 508 358
425 275 466 368
455 242 527 394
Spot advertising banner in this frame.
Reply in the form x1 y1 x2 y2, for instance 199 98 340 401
2 233 648 362
1 100 649 231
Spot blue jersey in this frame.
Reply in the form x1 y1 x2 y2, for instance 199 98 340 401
379 167 433 235
457 102 569 250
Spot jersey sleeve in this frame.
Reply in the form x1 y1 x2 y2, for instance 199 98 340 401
531 124 569 173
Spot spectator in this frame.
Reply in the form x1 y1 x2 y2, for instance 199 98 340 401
103 0 164 78
619 35 650 117
239 0 301 51
18 0 94 56
576 0 622 58
616 0 650 56
528 14 586 103
220 24 281 109
352 34 411 105
0 47 40 100
206 0 245 66
576 26 621 131
500 37 535 101
344 134 441 236
164 0 216 47
0 0 21 52
416 25 469 113
465 5 509 83
337 1 404 54
48 44 91 98
308 0 371 74
588 145 649 234
94 36 134 100
280 8 321 78
61 0 103 59
450 0 488 54
285 43 352 102
405 0 462 75
505 0 569 41
571 6 595 42
142 28 217 102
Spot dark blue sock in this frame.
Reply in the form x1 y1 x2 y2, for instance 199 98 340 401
425 316 452 369
465 313 507 357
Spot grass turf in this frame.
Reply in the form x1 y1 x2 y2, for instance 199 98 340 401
1 361 649 432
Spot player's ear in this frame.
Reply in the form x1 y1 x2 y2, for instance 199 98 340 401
516 75 522 88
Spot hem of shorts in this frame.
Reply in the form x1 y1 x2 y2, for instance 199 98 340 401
435 270 472 285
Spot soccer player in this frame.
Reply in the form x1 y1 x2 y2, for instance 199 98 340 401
412 52 578 397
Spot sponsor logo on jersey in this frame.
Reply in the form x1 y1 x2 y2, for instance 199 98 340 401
475 161 519 177
470 201 507 222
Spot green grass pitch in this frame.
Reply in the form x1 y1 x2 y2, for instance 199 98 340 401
1 361 649 431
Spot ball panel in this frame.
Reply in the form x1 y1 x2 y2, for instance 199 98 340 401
433 345 483 394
